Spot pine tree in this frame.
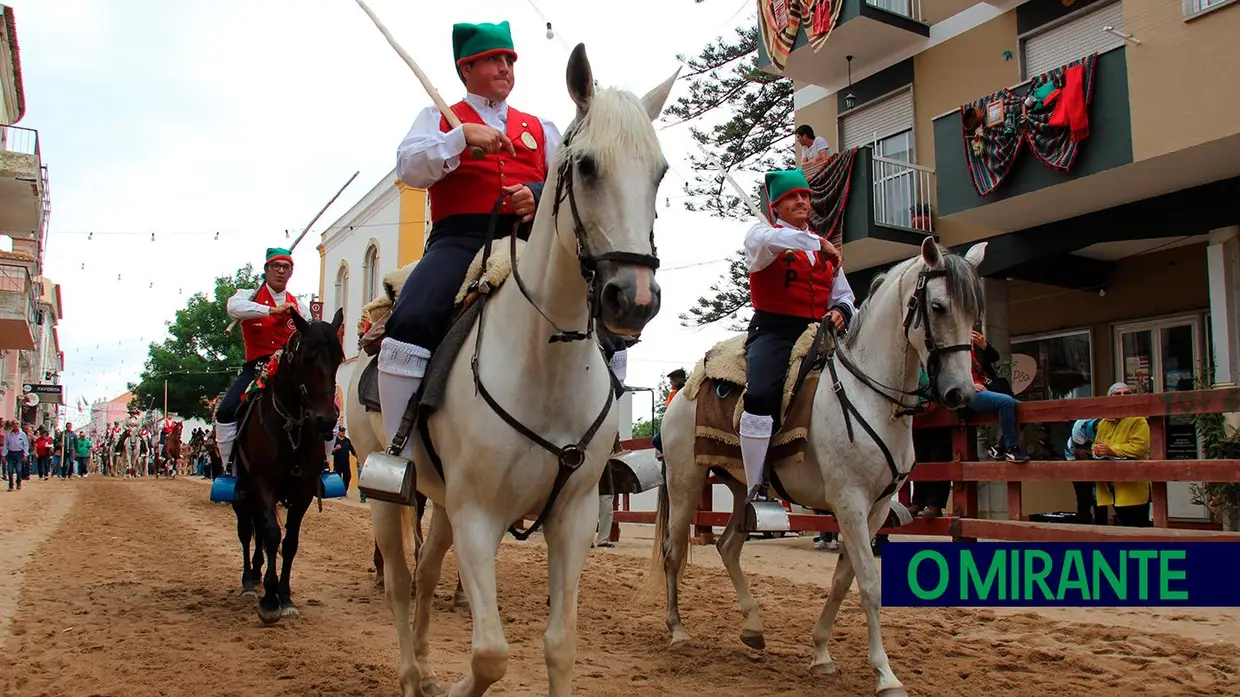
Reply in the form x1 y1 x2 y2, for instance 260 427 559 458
668 23 794 329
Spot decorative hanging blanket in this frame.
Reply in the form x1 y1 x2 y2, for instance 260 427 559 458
807 146 857 248
757 0 805 72
960 52 1099 197
803 0 843 52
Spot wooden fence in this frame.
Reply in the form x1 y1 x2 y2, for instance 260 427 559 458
608 387 1240 544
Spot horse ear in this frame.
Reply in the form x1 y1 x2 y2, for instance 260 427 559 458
920 236 943 268
640 64 681 122
566 43 594 114
964 241 988 269
290 309 309 334
331 307 344 332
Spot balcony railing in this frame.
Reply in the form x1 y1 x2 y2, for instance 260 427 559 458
871 154 936 235
866 0 924 23
0 124 40 158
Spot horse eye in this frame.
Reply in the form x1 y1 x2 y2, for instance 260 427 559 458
930 301 947 315
577 155 597 179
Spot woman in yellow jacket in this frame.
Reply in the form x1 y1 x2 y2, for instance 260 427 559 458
1093 382 1151 527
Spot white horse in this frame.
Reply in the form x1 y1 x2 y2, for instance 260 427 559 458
121 424 143 478
369 44 675 697
648 238 986 696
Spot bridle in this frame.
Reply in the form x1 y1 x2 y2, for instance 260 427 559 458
256 329 339 475
417 123 661 541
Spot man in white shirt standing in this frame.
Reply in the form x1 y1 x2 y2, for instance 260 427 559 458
740 169 855 530
376 21 593 460
214 247 300 475
795 124 831 167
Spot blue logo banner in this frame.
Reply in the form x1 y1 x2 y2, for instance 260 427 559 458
881 542 1240 607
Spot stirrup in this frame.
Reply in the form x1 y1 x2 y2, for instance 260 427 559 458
743 485 790 534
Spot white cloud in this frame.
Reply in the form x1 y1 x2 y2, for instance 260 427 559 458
16 0 768 418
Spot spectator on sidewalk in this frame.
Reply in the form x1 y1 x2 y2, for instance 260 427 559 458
1093 382 1151 527
5 420 29 491
331 425 357 495
34 427 53 480
75 431 92 477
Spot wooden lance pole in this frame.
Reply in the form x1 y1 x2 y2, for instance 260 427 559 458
694 142 770 223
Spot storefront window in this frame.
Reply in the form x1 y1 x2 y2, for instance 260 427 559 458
1011 330 1093 402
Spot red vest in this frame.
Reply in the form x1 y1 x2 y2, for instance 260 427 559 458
240 285 300 362
427 101 547 222
749 247 837 320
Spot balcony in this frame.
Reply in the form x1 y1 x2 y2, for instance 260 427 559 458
930 46 1135 232
0 124 45 240
0 263 37 350
838 146 938 271
757 0 929 87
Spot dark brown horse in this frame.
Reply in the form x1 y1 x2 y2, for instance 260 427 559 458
232 308 344 624
166 421 183 475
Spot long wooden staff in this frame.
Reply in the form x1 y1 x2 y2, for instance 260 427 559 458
350 0 485 159
695 142 769 223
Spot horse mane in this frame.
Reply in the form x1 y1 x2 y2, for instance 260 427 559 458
283 319 344 366
556 89 665 175
844 244 985 349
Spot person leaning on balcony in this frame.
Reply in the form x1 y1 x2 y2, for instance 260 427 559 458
795 124 831 167
1092 382 1152 527
967 324 1031 462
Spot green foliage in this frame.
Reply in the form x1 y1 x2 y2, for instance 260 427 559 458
1188 359 1240 527
666 23 794 329
129 265 265 421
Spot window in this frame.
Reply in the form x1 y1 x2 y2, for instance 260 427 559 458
1184 0 1235 18
1010 330 1094 402
362 244 380 303
872 129 916 229
334 263 349 319
1022 1 1124 79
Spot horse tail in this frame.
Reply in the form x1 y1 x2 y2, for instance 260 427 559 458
412 491 428 564
644 464 675 601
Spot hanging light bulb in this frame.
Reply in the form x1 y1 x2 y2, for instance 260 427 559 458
665 197 670 208
284 229 290 238
214 231 219 241
117 274 121 281
546 22 554 40
80 263 85 270
149 282 153 288
88 232 93 240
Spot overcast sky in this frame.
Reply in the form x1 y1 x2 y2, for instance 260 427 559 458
15 0 775 425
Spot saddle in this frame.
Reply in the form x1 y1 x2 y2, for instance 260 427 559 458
684 323 831 478
357 240 526 413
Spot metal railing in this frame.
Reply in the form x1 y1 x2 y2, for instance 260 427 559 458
0 123 40 158
872 154 936 235
0 264 38 326
866 0 925 23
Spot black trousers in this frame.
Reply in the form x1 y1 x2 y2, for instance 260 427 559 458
216 357 264 424
911 426 953 508
743 311 814 419
386 214 527 351
1073 481 1106 524
1114 502 1151 527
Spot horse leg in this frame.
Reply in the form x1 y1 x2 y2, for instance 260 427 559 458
658 457 709 650
542 491 597 697
256 502 284 624
372 500 423 697
834 493 906 696
373 542 385 589
715 475 765 649
452 575 468 612
445 507 508 697
412 502 454 693
235 503 258 598
277 497 311 619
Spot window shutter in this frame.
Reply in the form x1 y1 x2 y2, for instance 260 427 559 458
840 89 915 151
1023 1 1124 79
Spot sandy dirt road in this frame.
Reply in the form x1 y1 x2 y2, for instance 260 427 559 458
1 478 1236 696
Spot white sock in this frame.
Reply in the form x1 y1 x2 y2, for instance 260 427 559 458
377 338 432 458
215 421 237 474
325 438 334 466
738 411 773 491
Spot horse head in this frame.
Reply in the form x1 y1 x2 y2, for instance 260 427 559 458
907 238 987 410
549 44 679 337
284 308 346 437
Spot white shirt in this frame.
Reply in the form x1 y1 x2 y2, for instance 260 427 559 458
226 285 290 321
396 93 563 189
800 136 831 165
743 218 856 314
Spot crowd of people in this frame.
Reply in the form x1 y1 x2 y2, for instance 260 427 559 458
4 420 94 491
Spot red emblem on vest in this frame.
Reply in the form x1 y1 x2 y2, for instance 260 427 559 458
241 286 300 363
749 246 837 320
427 101 548 222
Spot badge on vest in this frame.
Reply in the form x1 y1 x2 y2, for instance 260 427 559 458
520 131 538 150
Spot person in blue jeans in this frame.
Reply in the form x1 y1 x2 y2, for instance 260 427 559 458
967 327 1030 462
5 421 29 491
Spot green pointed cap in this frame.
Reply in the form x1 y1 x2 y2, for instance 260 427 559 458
765 169 812 208
265 247 293 267
453 21 517 78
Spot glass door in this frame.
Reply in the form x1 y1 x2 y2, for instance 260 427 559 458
874 130 915 228
1114 316 1207 520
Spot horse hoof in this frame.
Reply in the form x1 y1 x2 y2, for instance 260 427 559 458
669 634 692 652
809 661 838 677
257 606 282 625
740 631 766 650
876 688 908 697
420 678 445 696
242 589 257 599
280 602 301 619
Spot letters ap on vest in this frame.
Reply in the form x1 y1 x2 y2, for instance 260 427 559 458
428 101 547 222
750 251 837 320
241 286 300 363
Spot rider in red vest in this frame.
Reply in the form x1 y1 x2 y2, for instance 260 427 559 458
215 247 301 475
741 169 856 523
376 21 572 457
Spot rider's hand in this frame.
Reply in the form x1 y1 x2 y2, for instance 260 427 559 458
971 330 987 348
270 303 292 316
826 309 845 333
502 184 536 222
462 123 516 157
819 237 842 268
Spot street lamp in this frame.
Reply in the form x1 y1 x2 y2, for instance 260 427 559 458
843 55 856 111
